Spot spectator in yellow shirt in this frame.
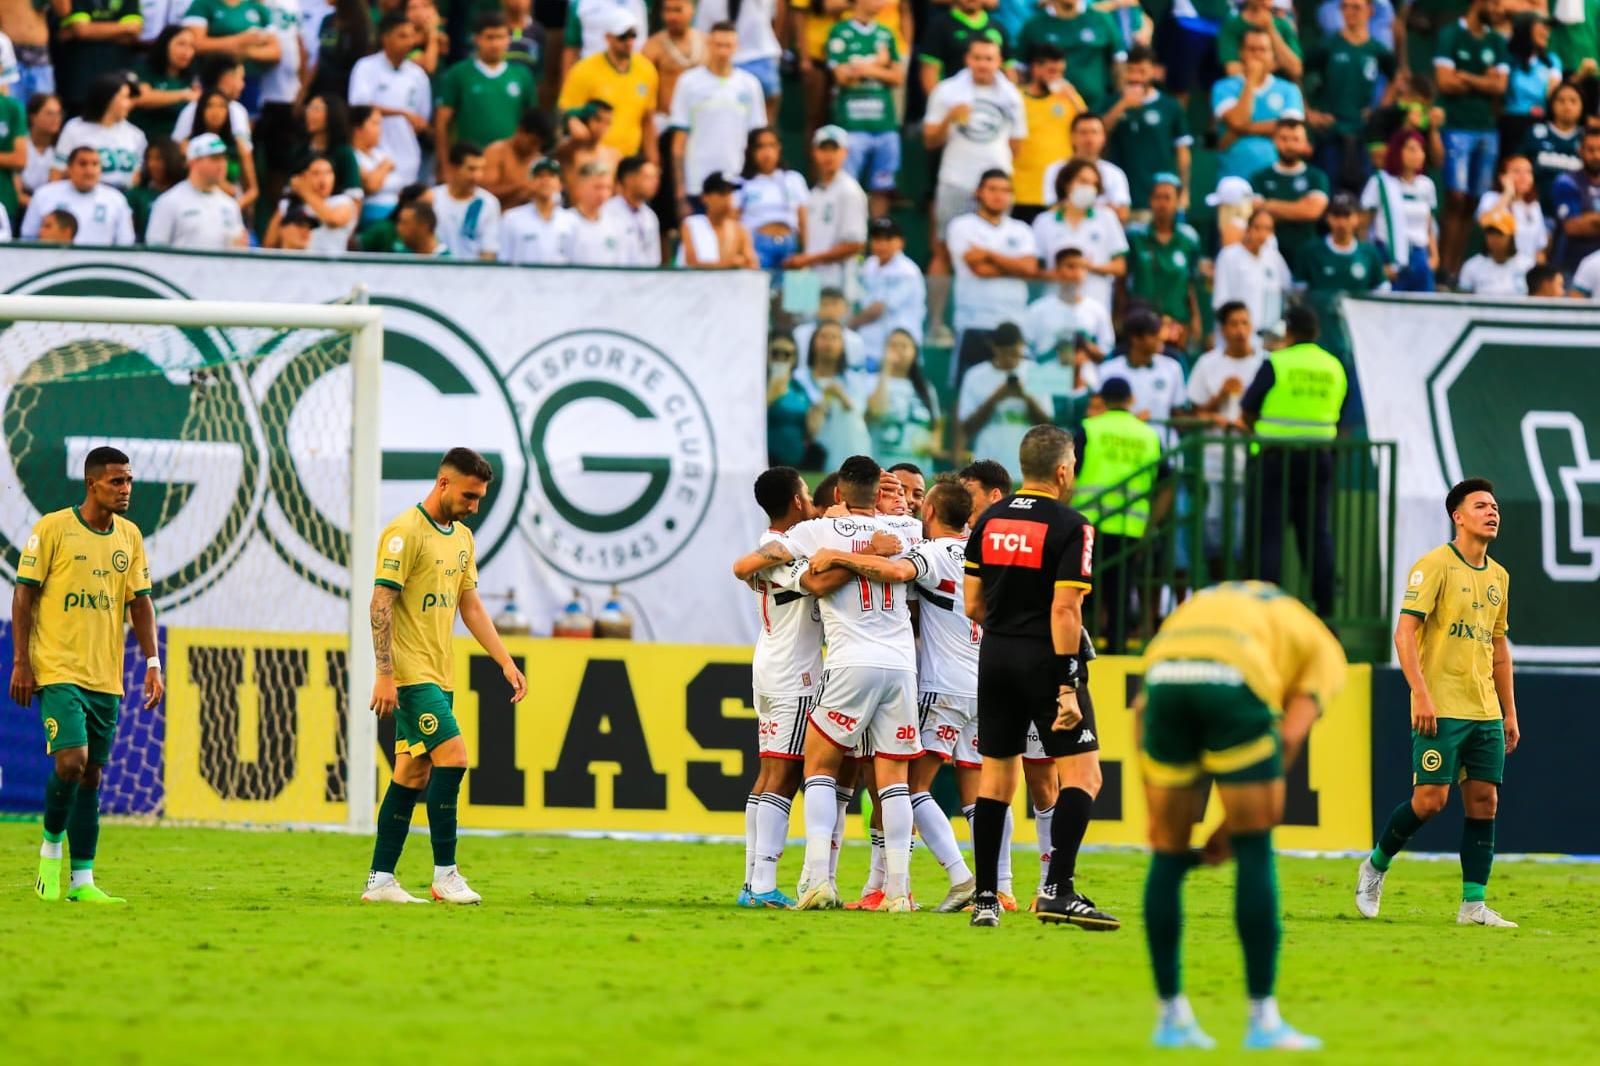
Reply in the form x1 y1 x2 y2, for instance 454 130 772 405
557 7 660 162
1013 41 1086 224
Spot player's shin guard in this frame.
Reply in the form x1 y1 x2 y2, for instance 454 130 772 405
371 781 422 875
802 776 839 887
911 792 971 884
972 797 1009 896
751 793 792 895
426 766 466 868
1046 787 1094 890
879 784 913 898
1144 851 1191 999
1231 831 1281 999
1371 799 1427 871
1034 804 1054 892
1461 818 1495 902
66 784 100 875
744 793 760 889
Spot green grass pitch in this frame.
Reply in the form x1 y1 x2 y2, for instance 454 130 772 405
4 823 1598 1064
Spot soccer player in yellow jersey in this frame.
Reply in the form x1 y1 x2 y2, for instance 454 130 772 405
1357 478 1521 928
361 448 527 905
1137 581 1346 1051
10 446 162 903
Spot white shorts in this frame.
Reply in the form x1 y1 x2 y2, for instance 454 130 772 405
1024 720 1053 764
919 691 979 768
756 691 814 761
810 666 922 761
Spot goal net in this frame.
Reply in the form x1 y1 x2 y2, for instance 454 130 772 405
0 292 384 832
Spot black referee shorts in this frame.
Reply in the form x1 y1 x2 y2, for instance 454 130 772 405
976 635 1099 760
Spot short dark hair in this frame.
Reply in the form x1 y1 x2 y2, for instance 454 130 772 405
925 480 972 532
1584 126 1600 145
959 459 1012 497
1446 478 1495 521
1025 41 1065 65
403 201 437 230
475 11 508 33
966 35 1001 55
43 209 79 236
85 446 130 478
616 154 650 183
818 286 847 303
1284 304 1319 343
1526 262 1562 293
397 183 430 208
837 455 882 508
977 167 1012 189
813 472 841 510
1216 300 1251 325
887 462 924 479
378 12 410 37
1054 246 1085 266
753 466 804 522
448 141 483 167
67 145 99 166
709 19 737 34
1126 44 1157 65
1018 425 1073 483
348 103 377 130
1240 25 1272 45
1070 112 1104 130
440 447 494 482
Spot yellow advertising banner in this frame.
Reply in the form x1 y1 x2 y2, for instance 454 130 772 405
163 631 1371 849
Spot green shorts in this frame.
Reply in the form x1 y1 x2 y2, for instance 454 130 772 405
1413 717 1504 786
39 684 121 765
1141 663 1282 787
394 683 460 757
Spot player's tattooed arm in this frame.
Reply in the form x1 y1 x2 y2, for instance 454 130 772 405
811 549 916 584
369 585 400 717
731 540 796 581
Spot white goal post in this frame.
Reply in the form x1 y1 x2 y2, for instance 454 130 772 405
0 291 384 833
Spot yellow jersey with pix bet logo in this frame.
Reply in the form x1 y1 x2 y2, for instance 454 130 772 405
373 505 478 691
1400 543 1509 721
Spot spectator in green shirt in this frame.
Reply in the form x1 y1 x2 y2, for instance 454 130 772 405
1125 173 1203 346
1016 0 1124 111
0 88 25 228
1305 0 1398 193
184 0 281 82
434 13 535 183
1251 116 1332 274
1103 44 1192 212
1434 0 1510 275
133 25 199 144
54 0 145 114
1218 0 1302 82
1297 192 1391 294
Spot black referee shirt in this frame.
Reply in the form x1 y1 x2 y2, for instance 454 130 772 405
964 489 1096 644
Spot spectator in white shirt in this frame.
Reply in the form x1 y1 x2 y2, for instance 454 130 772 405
1099 308 1189 446
923 37 1026 344
1212 208 1293 336
956 321 1053 464
738 126 809 273
350 104 401 227
145 132 249 249
429 142 501 260
851 217 927 365
668 22 765 208
498 157 576 265
347 15 432 187
1457 209 1532 295
603 155 663 265
795 286 870 371
265 152 357 253
946 168 1039 385
798 319 873 468
1475 153 1547 266
1030 159 1129 318
1186 300 1267 567
784 124 868 295
52 72 147 190
1041 113 1132 223
568 159 634 265
21 147 136 246
1022 247 1115 364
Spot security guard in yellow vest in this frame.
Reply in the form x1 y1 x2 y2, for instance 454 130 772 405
1240 305 1349 617
1073 377 1170 652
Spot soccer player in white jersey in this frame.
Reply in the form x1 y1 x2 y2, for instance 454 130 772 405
768 456 922 911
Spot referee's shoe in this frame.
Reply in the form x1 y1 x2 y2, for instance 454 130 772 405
1035 881 1121 931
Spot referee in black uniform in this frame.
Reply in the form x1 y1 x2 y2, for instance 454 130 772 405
963 425 1120 930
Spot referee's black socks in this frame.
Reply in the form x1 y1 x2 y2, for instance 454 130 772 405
1046 787 1095 891
973 797 1010 896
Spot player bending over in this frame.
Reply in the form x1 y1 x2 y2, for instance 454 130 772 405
362 448 527 904
13 446 161 903
1357 478 1521 927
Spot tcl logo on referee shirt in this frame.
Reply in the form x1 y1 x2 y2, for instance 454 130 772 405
982 519 1047 568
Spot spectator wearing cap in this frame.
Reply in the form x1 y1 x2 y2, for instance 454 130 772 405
1552 126 1600 273
53 71 146 190
679 168 757 268
1017 0 1124 113
825 0 904 220
1031 157 1128 320
668 21 766 217
1023 246 1114 368
1298 192 1391 294
1434 0 1510 276
1361 128 1439 290
1219 0 1302 81
955 320 1053 464
1072 374 1169 654
274 205 317 251
54 0 143 116
265 151 357 253
1212 25 1305 180
1304 0 1398 193
145 131 248 249
784 125 868 295
564 0 649 74
605 154 662 265
1477 152 1547 264
558 8 659 165
1011 41 1087 225
853 217 928 362
1212 208 1292 337
435 14 538 185
429 141 501 260
946 168 1038 385
1103 44 1192 215
1099 308 1189 447
1527 261 1565 296
348 15 432 187
568 157 634 265
497 156 576 264
795 286 870 370
20 144 135 245
1126 173 1203 346
1251 115 1332 273
1186 300 1267 571
1206 173 1256 248
1459 208 1534 293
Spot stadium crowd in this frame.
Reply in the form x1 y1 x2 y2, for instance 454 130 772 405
2 0 1598 467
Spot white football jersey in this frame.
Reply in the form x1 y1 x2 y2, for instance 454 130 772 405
751 529 823 699
782 514 915 673
907 536 979 698
878 511 923 550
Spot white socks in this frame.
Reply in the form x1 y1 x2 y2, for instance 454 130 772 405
865 830 886 892
70 868 94 889
743 793 759 888
1160 995 1196 1027
1249 997 1282 1030
829 786 852 883
433 864 457 882
1035 804 1055 893
801 775 838 887
911 792 973 885
751 793 792 894
40 839 63 860
998 806 1015 895
879 783 913 899
366 871 395 889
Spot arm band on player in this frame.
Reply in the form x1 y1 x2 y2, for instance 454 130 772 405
1057 654 1079 690
147 657 162 672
